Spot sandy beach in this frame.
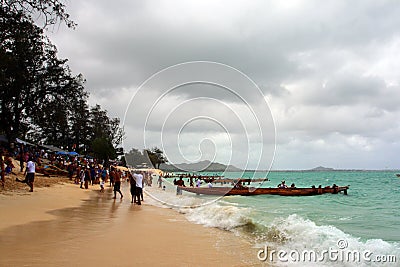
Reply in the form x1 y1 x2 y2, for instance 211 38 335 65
0 177 259 266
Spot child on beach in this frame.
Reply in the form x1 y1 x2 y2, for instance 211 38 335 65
79 169 85 189
100 178 105 193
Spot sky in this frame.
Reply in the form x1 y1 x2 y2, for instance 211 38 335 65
48 0 400 170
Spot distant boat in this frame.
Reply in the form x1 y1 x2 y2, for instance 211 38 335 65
396 174 400 177
179 185 349 196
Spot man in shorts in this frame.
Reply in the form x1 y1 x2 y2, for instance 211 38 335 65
16 156 35 192
113 169 123 199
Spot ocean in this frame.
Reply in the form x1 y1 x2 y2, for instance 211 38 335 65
146 171 400 266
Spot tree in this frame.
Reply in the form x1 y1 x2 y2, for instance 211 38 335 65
124 148 151 167
0 7 85 145
145 147 168 169
109 117 124 149
69 97 91 153
1 0 76 29
91 137 116 166
0 7 46 143
29 47 88 148
87 104 124 151
0 4 125 158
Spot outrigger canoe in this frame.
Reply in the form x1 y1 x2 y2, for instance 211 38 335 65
179 185 349 196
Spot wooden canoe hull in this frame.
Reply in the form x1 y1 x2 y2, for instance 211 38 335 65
179 186 349 196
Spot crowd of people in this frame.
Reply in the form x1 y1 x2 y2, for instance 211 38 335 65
73 165 153 205
0 143 157 206
0 143 44 190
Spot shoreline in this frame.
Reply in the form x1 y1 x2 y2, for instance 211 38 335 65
0 180 260 266
0 182 92 230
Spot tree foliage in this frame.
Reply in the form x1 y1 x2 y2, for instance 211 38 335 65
124 147 168 169
1 0 76 29
124 148 152 168
0 6 124 159
0 6 48 142
89 105 124 149
145 147 168 169
91 137 116 165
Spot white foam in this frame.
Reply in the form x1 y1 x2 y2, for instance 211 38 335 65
144 186 253 231
258 214 400 266
144 186 207 209
185 204 252 230
143 187 399 266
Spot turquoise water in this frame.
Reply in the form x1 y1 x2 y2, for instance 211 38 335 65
151 171 400 266
223 171 400 242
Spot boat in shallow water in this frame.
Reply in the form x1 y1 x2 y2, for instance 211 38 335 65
179 185 349 196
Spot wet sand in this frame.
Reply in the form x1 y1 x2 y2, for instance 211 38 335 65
0 183 259 266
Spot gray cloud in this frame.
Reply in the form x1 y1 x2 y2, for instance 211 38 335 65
49 0 400 169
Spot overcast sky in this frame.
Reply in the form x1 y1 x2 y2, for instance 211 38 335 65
49 0 400 170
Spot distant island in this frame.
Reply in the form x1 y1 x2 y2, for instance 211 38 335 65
308 166 335 171
160 160 242 172
158 163 397 172
267 166 337 172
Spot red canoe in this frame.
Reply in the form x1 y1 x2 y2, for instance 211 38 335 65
179 186 349 196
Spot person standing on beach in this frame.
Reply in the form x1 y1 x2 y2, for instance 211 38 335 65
84 167 91 189
113 169 123 199
79 168 85 188
19 150 25 172
16 156 35 192
101 167 108 183
90 165 96 185
133 171 143 205
140 172 144 201
109 167 115 187
128 172 137 203
75 165 81 184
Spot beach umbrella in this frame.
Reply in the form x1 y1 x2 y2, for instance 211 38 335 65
68 151 79 156
56 151 68 155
